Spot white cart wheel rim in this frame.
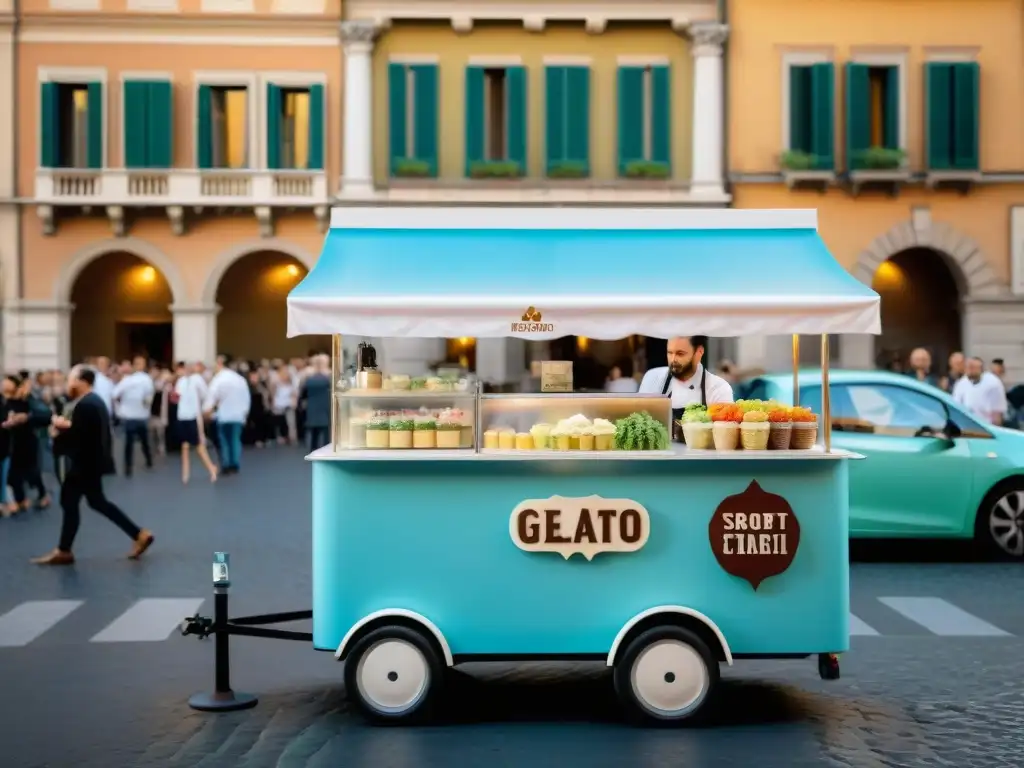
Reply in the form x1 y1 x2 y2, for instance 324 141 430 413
630 639 709 717
355 638 430 715
989 490 1024 557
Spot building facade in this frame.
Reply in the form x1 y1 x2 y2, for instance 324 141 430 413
728 0 1024 382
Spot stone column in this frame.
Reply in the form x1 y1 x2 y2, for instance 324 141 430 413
689 22 729 200
171 304 219 365
2 301 72 371
340 21 378 198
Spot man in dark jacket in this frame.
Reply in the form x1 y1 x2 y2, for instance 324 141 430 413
300 354 332 451
32 366 154 566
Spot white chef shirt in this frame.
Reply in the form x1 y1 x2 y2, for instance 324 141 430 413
175 373 209 421
112 371 155 421
952 372 1007 425
638 364 734 408
205 368 251 424
93 371 115 414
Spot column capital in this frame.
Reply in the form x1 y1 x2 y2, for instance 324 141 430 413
340 20 379 53
689 22 728 57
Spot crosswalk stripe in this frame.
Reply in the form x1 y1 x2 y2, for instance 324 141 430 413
848 612 879 636
0 600 84 647
879 597 1010 637
90 598 205 643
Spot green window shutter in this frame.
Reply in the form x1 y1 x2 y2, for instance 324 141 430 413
952 61 979 170
266 83 282 169
545 66 566 172
86 82 104 169
40 82 60 167
388 63 407 175
617 66 644 174
123 81 149 168
925 62 953 170
197 84 213 169
788 66 811 153
845 63 870 170
809 62 835 170
883 66 900 150
505 65 527 171
565 66 590 173
307 83 325 171
651 65 671 168
411 64 438 176
464 66 485 175
146 81 173 169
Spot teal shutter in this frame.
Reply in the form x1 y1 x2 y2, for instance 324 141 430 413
123 81 149 168
388 63 407 174
197 84 213 169
86 82 103 169
545 66 566 171
617 66 644 174
464 66 485 174
845 63 870 169
40 82 60 167
952 62 979 170
651 65 671 168
809 62 834 169
307 84 324 170
788 66 811 152
925 62 953 170
565 66 590 173
505 65 527 171
412 64 438 176
146 81 173 168
883 66 900 150
266 83 282 169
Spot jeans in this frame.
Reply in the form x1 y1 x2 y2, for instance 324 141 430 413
307 426 329 452
217 421 243 470
0 456 9 504
123 419 152 473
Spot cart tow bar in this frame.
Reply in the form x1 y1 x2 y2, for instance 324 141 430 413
817 653 841 680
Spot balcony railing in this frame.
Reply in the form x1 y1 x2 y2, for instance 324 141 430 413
35 168 329 207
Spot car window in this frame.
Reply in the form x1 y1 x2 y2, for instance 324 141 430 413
948 404 993 438
801 383 947 434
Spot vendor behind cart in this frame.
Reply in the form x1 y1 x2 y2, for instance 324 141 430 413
639 336 734 438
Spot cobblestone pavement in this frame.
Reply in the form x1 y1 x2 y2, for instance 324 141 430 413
1 447 1022 768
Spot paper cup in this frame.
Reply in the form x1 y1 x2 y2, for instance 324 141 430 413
768 422 792 450
365 429 389 449
555 435 571 451
579 434 595 450
413 430 436 449
389 430 413 449
436 429 461 448
712 422 740 451
790 420 818 449
740 421 770 451
594 434 613 451
682 422 714 450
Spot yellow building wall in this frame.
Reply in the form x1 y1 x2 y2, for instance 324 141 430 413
372 21 694 184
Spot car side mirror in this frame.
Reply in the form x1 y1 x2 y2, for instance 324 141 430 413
944 419 962 439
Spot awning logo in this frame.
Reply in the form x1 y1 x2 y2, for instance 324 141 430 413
512 306 554 333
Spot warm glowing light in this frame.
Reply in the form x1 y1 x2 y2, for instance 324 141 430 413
285 264 300 277
457 337 473 346
139 266 156 283
872 260 905 291
576 336 590 352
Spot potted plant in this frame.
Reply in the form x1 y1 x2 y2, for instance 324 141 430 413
413 413 436 449
469 161 523 179
365 412 390 449
548 161 589 179
623 160 670 180
393 159 432 178
613 411 670 451
436 408 463 448
389 415 414 449
855 147 906 171
780 150 818 171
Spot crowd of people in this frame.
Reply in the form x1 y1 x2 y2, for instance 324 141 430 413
900 348 1021 427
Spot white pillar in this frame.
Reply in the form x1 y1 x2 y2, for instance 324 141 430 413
689 23 728 200
172 305 219 365
340 21 377 198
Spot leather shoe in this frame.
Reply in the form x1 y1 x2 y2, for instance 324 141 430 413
31 549 75 566
129 530 155 560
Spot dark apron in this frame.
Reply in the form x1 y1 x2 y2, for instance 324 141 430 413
664 369 707 443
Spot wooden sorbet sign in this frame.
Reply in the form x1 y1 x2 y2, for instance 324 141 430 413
510 495 650 561
707 480 801 590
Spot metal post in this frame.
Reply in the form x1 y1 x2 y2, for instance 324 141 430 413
791 334 800 406
821 334 832 453
188 553 258 712
331 334 341 451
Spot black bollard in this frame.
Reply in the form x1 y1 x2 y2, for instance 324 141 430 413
188 553 258 712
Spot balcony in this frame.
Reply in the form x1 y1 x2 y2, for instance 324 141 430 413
34 168 331 236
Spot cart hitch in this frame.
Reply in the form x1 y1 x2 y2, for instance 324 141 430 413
181 613 214 639
817 653 841 680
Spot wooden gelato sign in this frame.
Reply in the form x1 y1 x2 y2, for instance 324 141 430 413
708 480 801 590
510 495 650 560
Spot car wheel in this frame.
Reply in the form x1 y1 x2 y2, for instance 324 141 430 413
612 626 719 726
343 625 444 724
976 481 1024 559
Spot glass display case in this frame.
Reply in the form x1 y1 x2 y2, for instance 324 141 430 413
334 388 478 450
478 394 672 453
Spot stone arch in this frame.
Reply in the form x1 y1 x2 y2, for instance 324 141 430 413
200 237 317 307
54 237 189 305
852 218 1007 298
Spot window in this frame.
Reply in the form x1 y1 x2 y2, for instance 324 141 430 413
197 84 248 169
802 383 946 435
545 65 590 177
785 61 834 169
845 62 902 170
387 63 438 177
39 81 103 169
617 64 670 178
123 79 173 169
465 65 526 176
267 83 324 170
925 62 979 171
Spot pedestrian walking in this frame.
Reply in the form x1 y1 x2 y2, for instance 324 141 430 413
31 366 154 566
2 375 52 514
300 354 331 451
205 355 251 475
112 355 155 477
174 361 218 484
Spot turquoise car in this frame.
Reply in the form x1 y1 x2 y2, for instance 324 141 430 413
738 370 1024 559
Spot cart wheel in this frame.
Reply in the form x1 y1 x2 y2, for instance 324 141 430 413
613 626 719 725
343 625 444 724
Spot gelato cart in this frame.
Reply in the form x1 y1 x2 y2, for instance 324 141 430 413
189 206 881 726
